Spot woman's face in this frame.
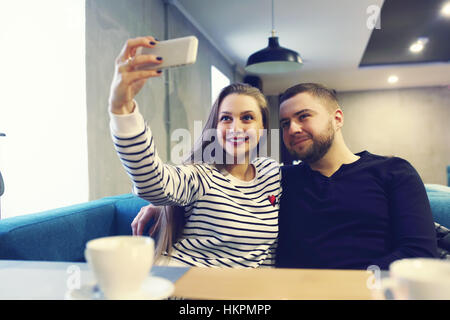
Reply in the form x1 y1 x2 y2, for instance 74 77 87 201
216 93 265 163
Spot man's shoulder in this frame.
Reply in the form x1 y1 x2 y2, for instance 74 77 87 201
358 151 415 171
358 151 421 188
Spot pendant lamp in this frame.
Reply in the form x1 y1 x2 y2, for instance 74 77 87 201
245 0 303 74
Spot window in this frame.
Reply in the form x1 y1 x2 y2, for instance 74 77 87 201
211 65 230 106
0 0 88 218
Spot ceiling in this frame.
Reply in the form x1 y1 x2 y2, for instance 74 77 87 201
175 0 450 95
361 0 450 66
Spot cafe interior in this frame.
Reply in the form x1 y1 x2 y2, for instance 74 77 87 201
0 0 449 301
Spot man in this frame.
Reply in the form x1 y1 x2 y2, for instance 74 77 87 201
276 83 438 270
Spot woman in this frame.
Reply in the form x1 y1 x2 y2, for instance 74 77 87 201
109 36 280 268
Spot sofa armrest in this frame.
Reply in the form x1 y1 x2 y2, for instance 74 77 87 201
111 194 151 236
426 184 450 229
0 199 117 262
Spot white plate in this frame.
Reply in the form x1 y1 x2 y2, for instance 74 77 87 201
66 276 175 300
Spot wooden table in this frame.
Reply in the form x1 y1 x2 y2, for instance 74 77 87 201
174 267 374 300
0 260 376 300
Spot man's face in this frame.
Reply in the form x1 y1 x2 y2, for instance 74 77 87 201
279 92 336 163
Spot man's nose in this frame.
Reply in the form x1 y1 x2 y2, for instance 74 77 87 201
288 120 303 135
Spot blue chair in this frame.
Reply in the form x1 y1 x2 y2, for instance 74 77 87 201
0 171 3 197
447 165 450 187
0 170 4 220
426 184 450 229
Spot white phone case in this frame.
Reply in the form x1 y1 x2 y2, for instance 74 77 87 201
135 36 198 70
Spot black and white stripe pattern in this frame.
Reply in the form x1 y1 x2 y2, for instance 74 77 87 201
111 118 281 268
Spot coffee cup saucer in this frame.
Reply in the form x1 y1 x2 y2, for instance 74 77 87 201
66 276 175 300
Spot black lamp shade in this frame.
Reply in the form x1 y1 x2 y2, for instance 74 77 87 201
245 37 303 74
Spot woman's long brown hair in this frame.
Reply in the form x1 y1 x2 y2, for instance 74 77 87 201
151 83 269 263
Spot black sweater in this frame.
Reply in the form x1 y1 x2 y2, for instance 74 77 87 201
276 151 438 270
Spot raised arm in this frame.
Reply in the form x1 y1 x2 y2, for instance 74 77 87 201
108 37 210 206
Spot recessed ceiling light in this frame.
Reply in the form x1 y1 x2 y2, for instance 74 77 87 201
441 2 450 16
388 75 398 84
409 37 428 53
409 42 424 53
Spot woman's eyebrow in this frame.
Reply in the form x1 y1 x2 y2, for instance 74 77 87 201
219 110 256 115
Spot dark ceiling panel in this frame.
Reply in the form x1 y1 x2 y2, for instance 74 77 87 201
360 0 450 67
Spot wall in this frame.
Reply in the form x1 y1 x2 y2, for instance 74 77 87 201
266 95 281 163
86 0 238 200
337 86 450 185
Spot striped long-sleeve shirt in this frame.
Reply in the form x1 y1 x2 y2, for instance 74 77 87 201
110 104 281 268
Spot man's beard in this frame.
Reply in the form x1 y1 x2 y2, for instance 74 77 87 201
289 120 335 164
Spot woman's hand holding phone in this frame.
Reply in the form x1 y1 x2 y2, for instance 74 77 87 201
108 36 163 115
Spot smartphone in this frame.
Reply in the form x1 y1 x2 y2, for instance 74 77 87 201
135 36 198 70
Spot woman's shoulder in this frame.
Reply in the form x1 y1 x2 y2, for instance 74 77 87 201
253 157 281 183
252 156 280 168
180 162 215 175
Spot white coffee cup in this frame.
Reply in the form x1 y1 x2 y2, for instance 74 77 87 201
381 258 450 300
84 236 154 299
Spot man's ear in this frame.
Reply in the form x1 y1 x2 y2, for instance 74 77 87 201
334 107 344 130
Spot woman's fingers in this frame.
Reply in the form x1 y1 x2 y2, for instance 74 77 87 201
128 54 163 69
136 214 149 237
118 54 163 74
131 208 146 236
131 204 152 235
121 69 162 86
117 36 158 63
135 205 160 236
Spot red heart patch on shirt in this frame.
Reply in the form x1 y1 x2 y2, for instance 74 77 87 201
268 195 276 206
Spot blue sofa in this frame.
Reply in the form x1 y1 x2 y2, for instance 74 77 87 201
0 185 449 262
426 184 450 228
0 194 150 262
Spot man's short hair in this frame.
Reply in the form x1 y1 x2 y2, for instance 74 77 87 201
279 83 339 113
